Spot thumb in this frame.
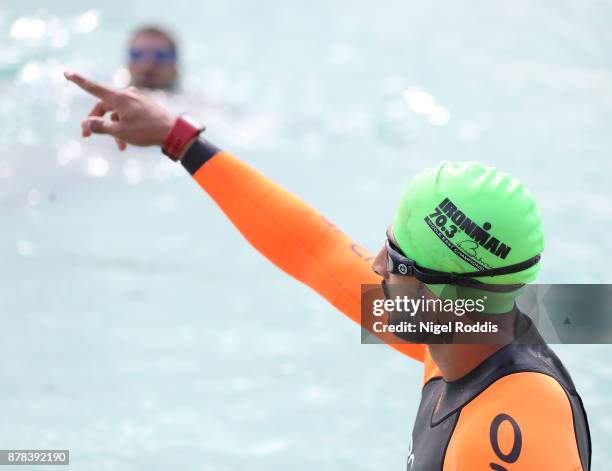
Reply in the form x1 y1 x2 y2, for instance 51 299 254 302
82 117 120 137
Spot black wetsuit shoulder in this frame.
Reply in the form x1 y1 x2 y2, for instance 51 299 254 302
407 313 591 471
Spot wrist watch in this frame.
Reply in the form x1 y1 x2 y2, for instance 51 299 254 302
162 116 206 161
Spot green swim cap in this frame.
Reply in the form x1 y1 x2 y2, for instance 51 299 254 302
393 161 544 286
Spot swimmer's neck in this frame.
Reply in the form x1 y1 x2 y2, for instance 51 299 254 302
428 310 517 382
427 343 508 382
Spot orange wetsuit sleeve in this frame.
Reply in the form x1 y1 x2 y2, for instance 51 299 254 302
443 372 584 470
180 139 425 362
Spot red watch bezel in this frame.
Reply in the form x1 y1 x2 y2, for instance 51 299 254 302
162 116 205 161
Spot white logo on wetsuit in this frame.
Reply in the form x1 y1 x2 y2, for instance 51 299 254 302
407 438 415 470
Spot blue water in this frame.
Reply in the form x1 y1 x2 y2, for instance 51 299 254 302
1 0 611 469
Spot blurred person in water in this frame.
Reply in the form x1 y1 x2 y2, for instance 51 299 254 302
127 26 178 91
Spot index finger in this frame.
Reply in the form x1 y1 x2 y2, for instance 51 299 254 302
64 71 118 103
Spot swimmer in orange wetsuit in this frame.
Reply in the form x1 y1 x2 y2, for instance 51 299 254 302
65 72 591 471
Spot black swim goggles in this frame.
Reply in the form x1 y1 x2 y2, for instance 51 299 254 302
385 239 540 287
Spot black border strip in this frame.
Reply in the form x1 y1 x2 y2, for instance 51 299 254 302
181 138 221 175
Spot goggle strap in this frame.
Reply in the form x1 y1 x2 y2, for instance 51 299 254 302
459 254 541 278
386 239 541 285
